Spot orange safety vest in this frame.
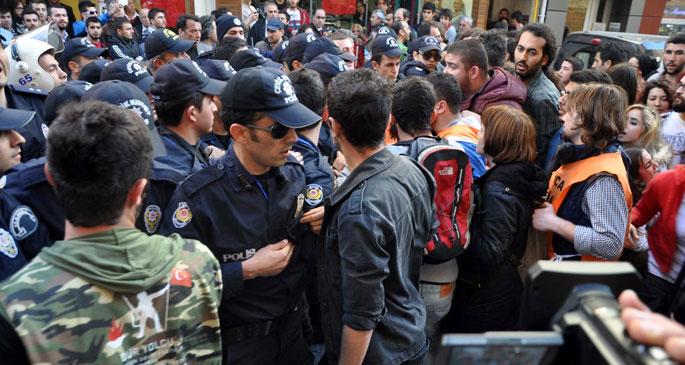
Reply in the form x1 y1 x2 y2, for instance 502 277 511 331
546 152 632 261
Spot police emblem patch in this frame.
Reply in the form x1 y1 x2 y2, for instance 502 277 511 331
172 202 193 228
9 206 38 240
304 184 323 206
144 205 162 233
0 228 18 258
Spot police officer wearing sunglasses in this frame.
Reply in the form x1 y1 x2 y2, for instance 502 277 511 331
160 66 321 364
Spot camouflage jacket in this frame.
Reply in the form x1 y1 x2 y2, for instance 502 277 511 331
0 229 223 364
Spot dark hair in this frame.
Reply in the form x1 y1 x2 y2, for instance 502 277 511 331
563 56 584 72
151 90 205 127
426 72 462 114
634 54 658 80
391 20 407 36
78 0 95 13
516 23 557 74
0 6 10 14
481 105 536 164
642 80 674 106
327 69 391 148
608 63 638 104
288 68 326 127
47 101 152 227
422 2 436 12
569 68 612 84
445 39 488 77
213 36 247 61
392 77 435 136
418 20 444 40
597 42 628 66
625 147 647 202
278 9 290 22
200 15 215 41
480 29 507 68
222 109 263 135
457 27 484 41
510 10 523 23
438 8 452 20
177 14 200 33
21 8 38 19
148 7 164 20
211 8 229 19
111 16 131 31
85 15 99 27
47 3 65 15
566 83 627 149
667 33 685 46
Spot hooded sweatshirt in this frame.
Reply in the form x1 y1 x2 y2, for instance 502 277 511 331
0 228 222 364
461 67 527 114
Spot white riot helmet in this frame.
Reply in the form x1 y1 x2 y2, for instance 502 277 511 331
5 38 57 92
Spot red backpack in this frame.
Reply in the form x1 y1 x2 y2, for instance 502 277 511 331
392 137 475 264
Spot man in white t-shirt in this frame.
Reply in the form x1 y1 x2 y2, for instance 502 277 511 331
662 74 685 164
285 0 309 37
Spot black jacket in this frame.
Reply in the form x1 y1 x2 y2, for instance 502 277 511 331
108 34 143 60
451 162 546 333
317 149 434 363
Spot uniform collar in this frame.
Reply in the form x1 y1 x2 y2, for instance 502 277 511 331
295 135 320 153
328 148 396 206
222 145 288 192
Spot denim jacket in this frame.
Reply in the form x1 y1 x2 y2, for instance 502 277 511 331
317 149 434 364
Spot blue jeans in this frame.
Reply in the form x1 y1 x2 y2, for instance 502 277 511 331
420 282 455 344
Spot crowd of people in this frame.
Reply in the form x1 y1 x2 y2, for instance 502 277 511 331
0 0 685 363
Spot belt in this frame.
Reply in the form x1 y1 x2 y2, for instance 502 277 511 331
223 305 300 344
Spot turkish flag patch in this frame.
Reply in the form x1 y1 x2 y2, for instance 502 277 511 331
170 268 192 287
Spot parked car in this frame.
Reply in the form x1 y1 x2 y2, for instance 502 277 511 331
554 31 667 70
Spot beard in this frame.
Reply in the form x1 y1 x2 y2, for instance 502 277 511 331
673 94 685 113
666 62 685 76
515 60 543 81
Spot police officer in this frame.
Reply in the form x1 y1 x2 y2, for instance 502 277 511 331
2 38 67 161
0 107 50 280
196 56 236 151
150 59 226 177
159 66 321 364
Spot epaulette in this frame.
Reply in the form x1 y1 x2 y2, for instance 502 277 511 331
179 164 227 196
8 84 48 97
285 153 305 167
4 157 47 190
150 161 185 184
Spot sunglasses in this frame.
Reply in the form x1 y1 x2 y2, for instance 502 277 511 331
420 51 441 61
247 122 291 139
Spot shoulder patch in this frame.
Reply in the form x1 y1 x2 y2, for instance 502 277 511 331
304 184 323 206
0 228 18 258
0 175 6 189
9 206 38 240
180 165 226 196
172 202 193 229
143 205 162 234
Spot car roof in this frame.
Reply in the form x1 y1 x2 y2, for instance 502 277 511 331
565 31 667 49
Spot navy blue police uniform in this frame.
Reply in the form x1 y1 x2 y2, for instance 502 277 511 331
155 126 210 177
136 161 185 235
291 134 334 352
6 84 49 162
0 187 51 281
159 65 321 365
3 158 64 241
159 148 312 363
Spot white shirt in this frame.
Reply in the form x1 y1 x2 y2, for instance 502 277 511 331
662 111 685 164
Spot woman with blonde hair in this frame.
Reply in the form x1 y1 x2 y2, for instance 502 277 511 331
451 105 546 332
619 104 672 167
